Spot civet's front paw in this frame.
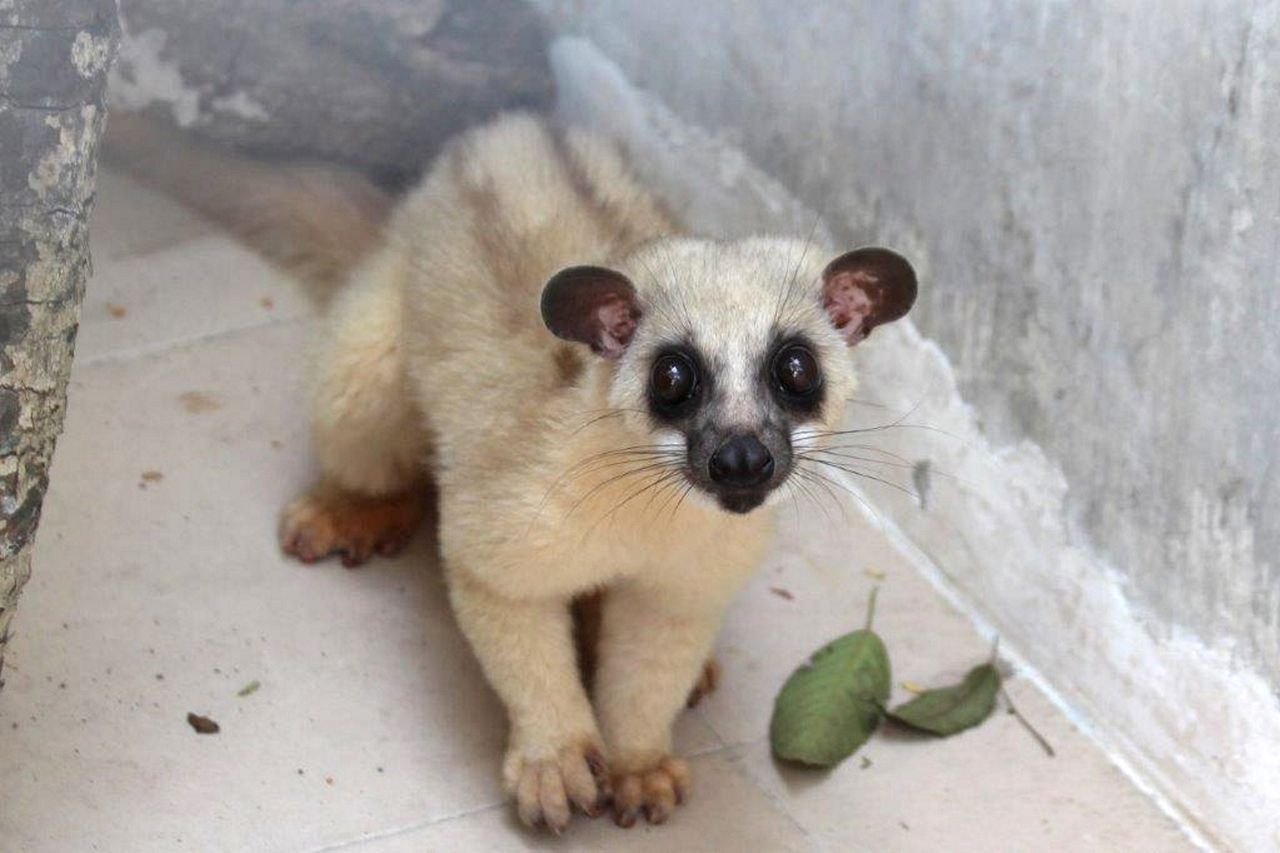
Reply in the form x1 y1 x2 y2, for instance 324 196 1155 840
611 755 691 827
278 485 423 567
504 738 611 833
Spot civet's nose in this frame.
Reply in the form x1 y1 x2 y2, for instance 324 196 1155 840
709 434 775 488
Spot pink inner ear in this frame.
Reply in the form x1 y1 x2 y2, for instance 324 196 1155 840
824 270 879 344
596 297 637 358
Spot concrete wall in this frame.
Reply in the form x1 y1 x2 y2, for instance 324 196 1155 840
533 2 1280 849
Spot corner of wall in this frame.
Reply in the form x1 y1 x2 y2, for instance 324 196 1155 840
546 34 1279 852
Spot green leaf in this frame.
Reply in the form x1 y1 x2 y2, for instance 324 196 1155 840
237 680 261 697
888 663 1000 736
770 628 892 767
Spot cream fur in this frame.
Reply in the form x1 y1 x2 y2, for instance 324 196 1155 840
116 110 869 831
306 114 861 829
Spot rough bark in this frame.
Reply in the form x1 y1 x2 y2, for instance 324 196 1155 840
111 0 554 187
0 0 118 688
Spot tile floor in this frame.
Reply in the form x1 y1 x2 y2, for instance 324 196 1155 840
0 172 1194 852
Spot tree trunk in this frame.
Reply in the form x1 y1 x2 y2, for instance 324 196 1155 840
111 0 554 187
0 0 118 688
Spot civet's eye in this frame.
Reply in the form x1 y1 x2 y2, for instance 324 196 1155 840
773 345 821 399
651 353 698 408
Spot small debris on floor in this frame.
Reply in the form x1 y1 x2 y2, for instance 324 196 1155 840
106 303 127 318
865 568 887 581
260 296 274 310
769 586 795 601
179 391 222 414
237 680 260 697
140 470 163 484
155 673 164 681
859 756 872 769
270 439 282 450
901 680 924 694
1003 687 1057 757
187 713 220 734
325 776 334 786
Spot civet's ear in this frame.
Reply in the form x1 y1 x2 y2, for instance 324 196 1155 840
541 265 642 358
821 247 918 345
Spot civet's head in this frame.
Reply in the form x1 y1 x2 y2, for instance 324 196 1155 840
541 238 917 514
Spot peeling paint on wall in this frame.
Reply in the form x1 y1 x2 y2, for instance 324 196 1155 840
103 0 554 184
209 90 269 122
108 12 202 126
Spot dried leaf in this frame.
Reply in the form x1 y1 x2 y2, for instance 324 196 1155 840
187 712 220 734
888 663 1000 736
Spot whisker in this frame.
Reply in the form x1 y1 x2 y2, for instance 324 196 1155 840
846 397 893 410
564 448 682 471
795 463 886 526
809 421 967 443
559 455 684 491
536 445 682 511
787 468 842 526
667 480 697 522
561 459 684 521
802 447 971 488
545 455 686 527
559 444 682 475
652 471 693 519
584 467 687 536
773 215 822 328
802 457 920 501
566 408 650 436
800 449 922 470
806 442 914 464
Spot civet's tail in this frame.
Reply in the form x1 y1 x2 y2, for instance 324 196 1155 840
102 112 392 301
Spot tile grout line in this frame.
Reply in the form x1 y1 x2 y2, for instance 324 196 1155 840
303 741 768 851
94 227 218 264
691 693 823 848
76 313 315 369
715 739 828 853
306 800 508 853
